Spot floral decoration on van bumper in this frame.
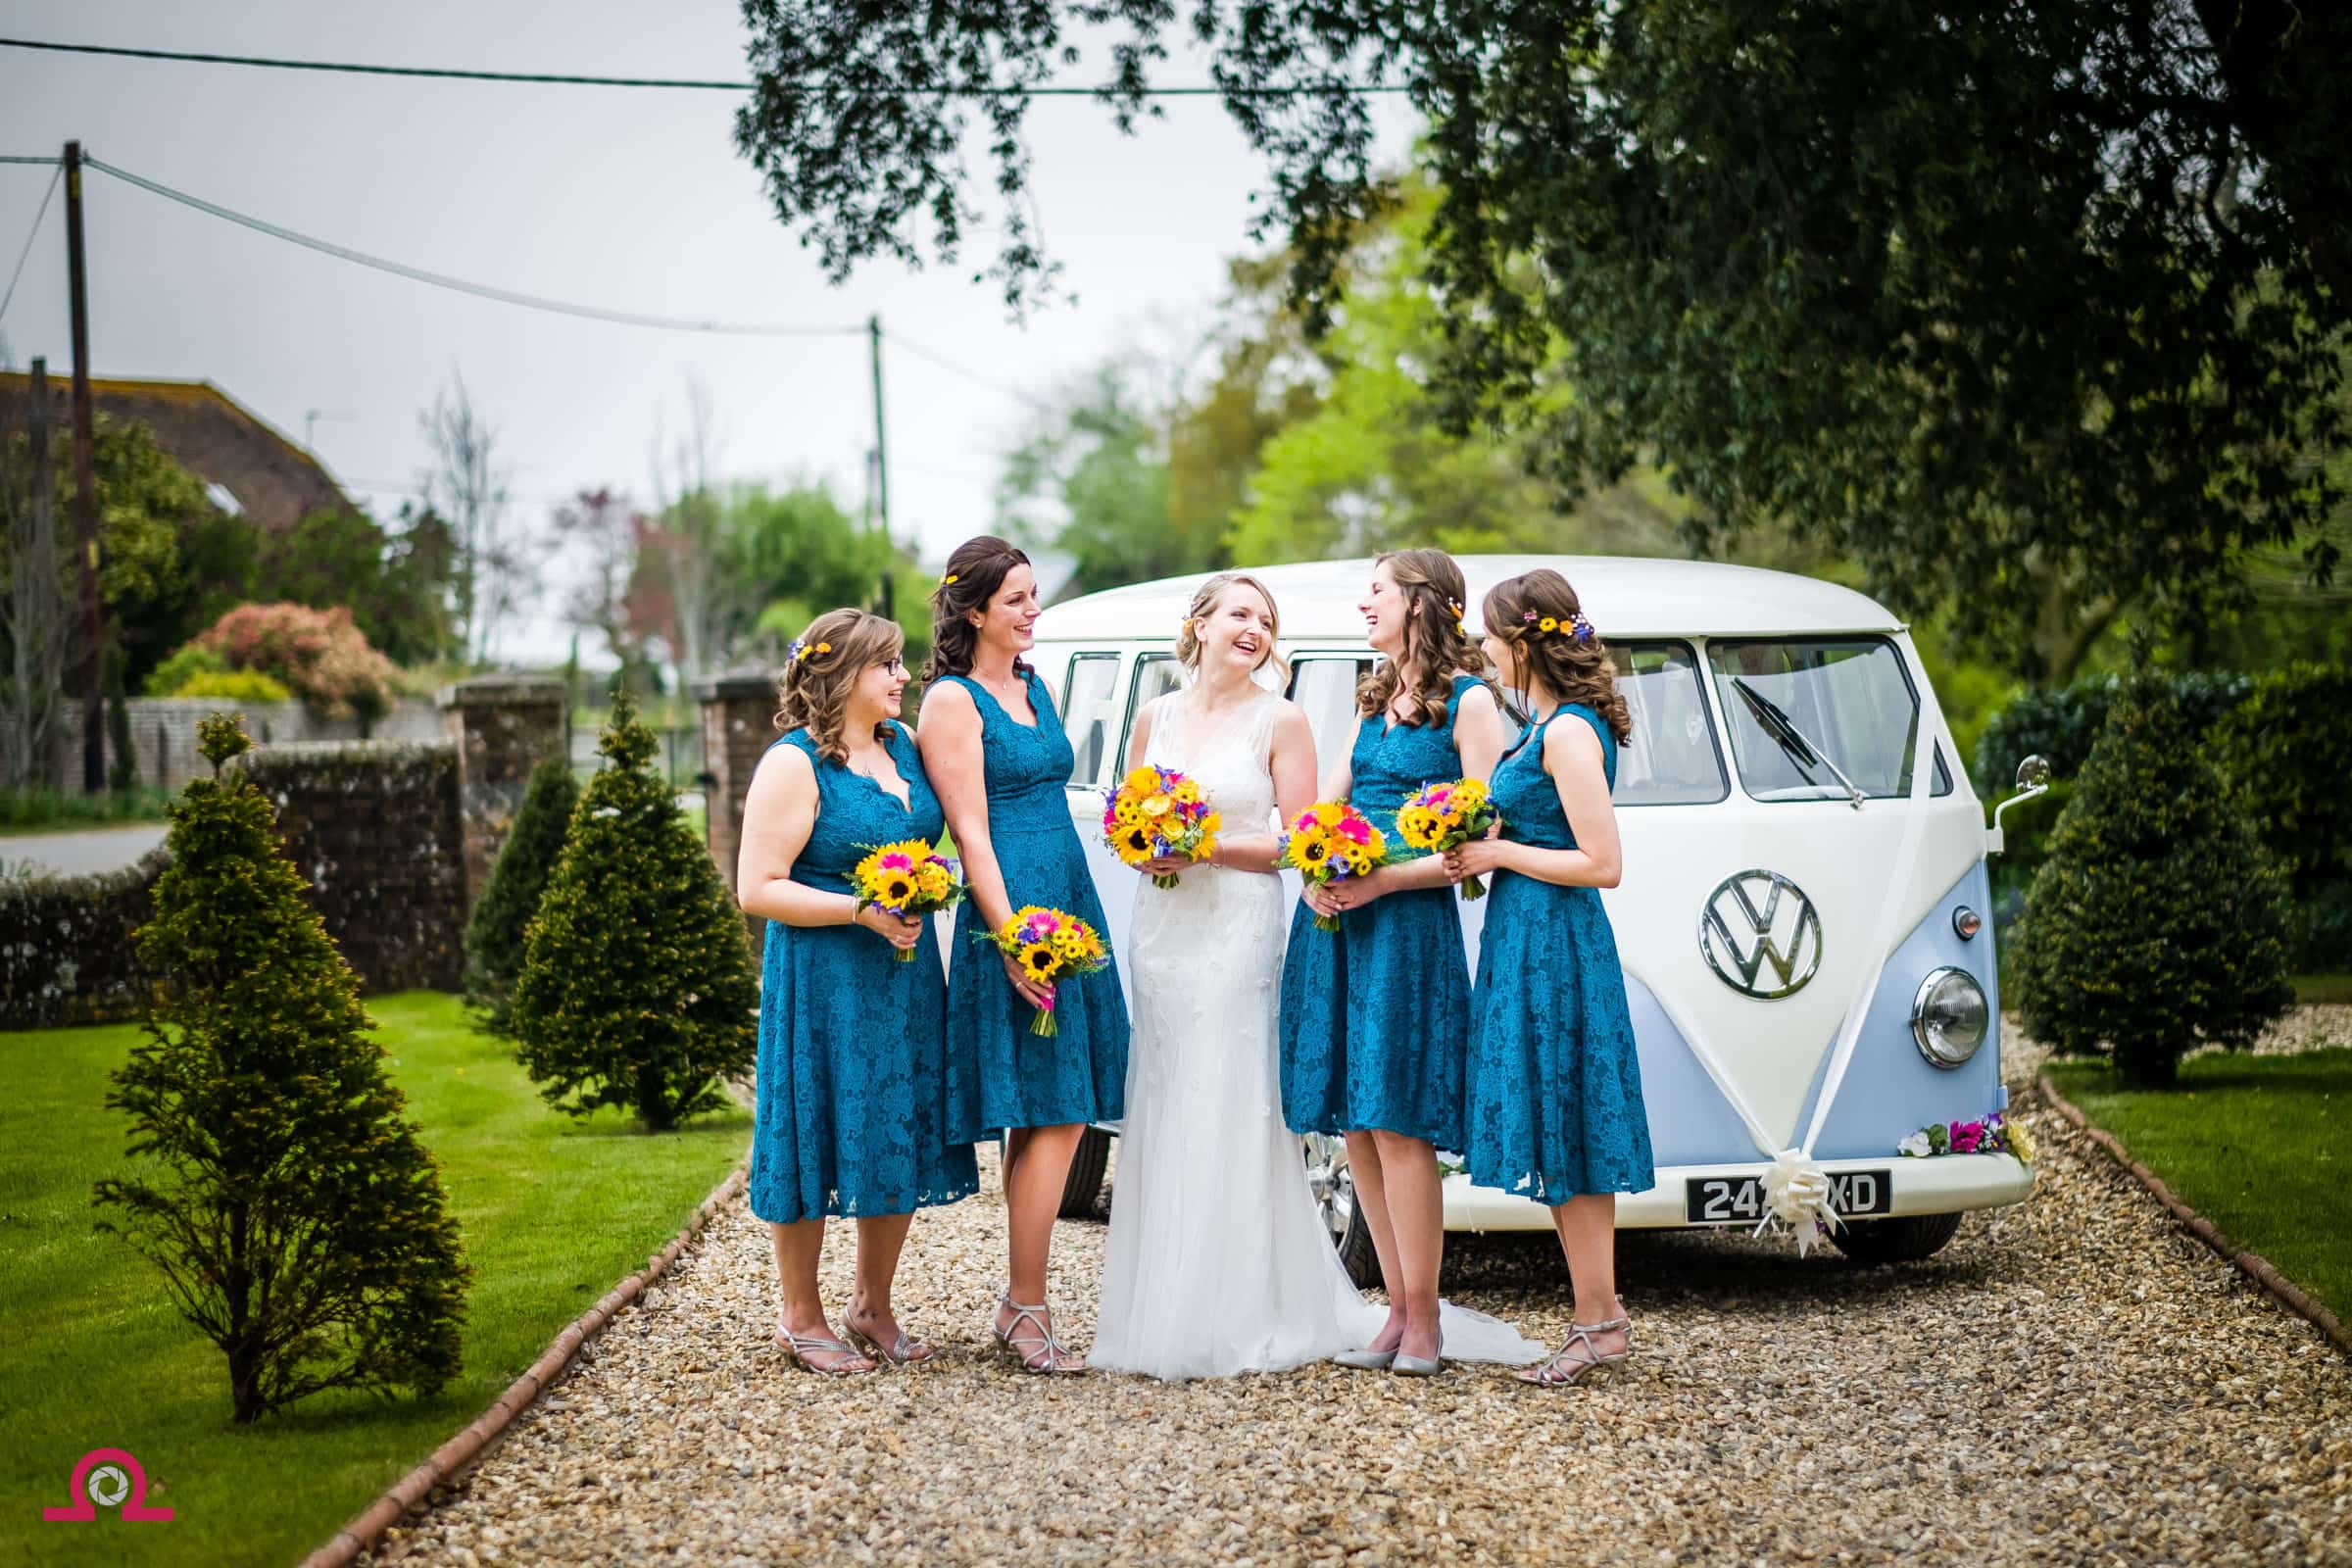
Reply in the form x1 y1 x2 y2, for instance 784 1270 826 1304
1898 1111 2032 1163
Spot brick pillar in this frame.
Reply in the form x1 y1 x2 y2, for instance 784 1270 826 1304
437 674 565 916
696 670 780 947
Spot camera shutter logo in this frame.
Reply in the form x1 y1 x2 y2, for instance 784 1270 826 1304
1698 870 1823 999
42 1447 173 1522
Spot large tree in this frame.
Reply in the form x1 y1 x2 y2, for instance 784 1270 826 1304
736 0 2348 674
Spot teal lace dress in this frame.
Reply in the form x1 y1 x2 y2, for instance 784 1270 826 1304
1279 673 1483 1148
1464 704 1654 1200
937 668 1129 1142
747 723 979 1224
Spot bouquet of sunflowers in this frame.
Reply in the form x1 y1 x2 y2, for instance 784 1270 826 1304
1102 764 1223 889
972 906 1110 1035
851 839 966 961
1395 777 1501 900
1280 802 1388 933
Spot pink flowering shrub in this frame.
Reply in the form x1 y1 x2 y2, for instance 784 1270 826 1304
194 603 396 719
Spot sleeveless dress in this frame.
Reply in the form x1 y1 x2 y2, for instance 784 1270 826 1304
747 724 980 1225
937 667 1130 1142
1464 704 1655 1200
1280 673 1484 1148
1092 690 1544 1379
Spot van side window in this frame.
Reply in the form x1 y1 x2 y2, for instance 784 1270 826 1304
1286 657 1377 768
1119 655 1185 767
1060 653 1123 788
1605 642 1731 806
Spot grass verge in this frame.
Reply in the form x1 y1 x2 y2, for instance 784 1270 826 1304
0 991 749 1567
2046 1048 2349 1323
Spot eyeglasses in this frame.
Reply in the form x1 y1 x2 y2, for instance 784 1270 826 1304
878 658 907 677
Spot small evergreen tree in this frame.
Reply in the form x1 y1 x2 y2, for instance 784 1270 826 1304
508 688 757 1129
92 713 469 1423
464 754 579 1032
104 647 140 794
2014 670 2295 1088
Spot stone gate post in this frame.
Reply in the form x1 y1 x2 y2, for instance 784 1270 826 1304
437 674 565 916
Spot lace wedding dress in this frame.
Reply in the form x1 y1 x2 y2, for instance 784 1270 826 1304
1088 689 1544 1380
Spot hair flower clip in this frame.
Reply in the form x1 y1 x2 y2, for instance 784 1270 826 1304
1522 611 1539 624
1570 612 1594 644
794 639 831 662
942 572 959 586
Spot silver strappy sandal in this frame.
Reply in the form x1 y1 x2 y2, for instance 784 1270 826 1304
992 1295 1090 1375
774 1327 879 1377
1514 1315 1632 1387
843 1314 935 1366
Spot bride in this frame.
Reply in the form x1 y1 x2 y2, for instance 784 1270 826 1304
1089 573 1543 1380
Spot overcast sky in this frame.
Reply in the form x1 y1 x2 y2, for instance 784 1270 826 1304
0 2 1415 662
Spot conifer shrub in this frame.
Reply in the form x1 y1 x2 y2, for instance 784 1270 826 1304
464 754 578 1032
91 713 469 1423
508 690 757 1129
2013 672 2295 1088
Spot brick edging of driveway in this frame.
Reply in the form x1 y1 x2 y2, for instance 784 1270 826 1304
300 1162 750 1568
2036 1071 2347 1359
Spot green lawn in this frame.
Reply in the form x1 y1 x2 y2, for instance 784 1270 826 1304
2047 1049 2350 1322
2290 974 2352 1005
0 992 749 1567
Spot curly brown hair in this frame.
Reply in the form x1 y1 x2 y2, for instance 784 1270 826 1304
774 608 905 763
1355 549 1487 724
922 535 1033 682
1480 569 1632 745
1174 573 1288 685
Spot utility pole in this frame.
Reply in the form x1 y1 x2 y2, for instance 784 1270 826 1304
866 314 890 539
65 140 103 795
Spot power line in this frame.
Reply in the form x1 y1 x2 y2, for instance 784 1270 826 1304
82 155 865 338
0 161 62 324
0 155 64 166
884 329 1054 412
0 35 1408 97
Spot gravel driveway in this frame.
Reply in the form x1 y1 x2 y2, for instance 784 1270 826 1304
369 1064 2350 1567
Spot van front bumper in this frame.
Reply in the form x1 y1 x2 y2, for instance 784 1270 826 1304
1440 1152 2034 1233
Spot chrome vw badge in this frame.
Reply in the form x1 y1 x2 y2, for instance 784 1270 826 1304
1698 870 1823 999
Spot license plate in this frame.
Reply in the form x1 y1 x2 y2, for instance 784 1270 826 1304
1683 1168 1893 1225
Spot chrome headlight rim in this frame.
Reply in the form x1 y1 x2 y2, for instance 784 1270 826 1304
1911 965 1988 1069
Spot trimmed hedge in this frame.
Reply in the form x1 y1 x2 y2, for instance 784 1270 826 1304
1975 670 2252 788
2205 664 2352 896
1 739 467 1029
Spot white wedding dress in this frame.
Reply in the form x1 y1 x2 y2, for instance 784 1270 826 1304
1088 689 1544 1380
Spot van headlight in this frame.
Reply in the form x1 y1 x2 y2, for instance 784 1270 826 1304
1911 967 1987 1068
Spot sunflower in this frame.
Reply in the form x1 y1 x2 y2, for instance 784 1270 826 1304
1118 824 1154 858
882 873 914 906
1018 943 1059 980
1311 802 1346 828
1297 835 1331 867
1124 765 1158 795
1539 615 1559 633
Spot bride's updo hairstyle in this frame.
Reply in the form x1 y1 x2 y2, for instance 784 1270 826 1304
923 534 1033 682
774 608 904 763
1480 569 1632 745
1173 572 1288 686
1355 548 1487 725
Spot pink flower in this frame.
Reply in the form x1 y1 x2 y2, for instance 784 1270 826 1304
1949 1120 1984 1154
878 853 912 870
1339 817 1371 845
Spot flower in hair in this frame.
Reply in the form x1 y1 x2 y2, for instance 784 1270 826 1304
1538 615 1559 633
1570 612 1594 644
1522 611 1539 624
794 639 831 662
942 572 959 586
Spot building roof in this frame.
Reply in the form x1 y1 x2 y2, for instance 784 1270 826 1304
1036 555 1904 643
0 372 354 533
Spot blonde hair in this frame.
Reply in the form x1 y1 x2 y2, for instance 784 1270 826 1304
774 608 906 763
1173 573 1288 685
1355 548 1488 724
1481 569 1632 745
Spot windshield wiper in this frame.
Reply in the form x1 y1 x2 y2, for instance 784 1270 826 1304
1731 677 1866 809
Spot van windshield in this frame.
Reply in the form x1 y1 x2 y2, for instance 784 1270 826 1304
1706 638 1937 801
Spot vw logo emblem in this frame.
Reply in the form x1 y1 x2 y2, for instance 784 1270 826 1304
1698 869 1823 999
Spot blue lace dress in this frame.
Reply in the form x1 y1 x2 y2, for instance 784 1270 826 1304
1280 673 1483 1148
747 724 979 1225
937 668 1129 1142
1464 704 1654 1200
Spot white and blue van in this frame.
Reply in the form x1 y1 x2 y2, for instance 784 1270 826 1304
1022 556 2040 1280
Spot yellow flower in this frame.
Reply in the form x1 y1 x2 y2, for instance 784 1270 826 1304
1200 812 1222 835
1539 616 1558 633
1124 765 1158 795
1311 802 1345 827
1117 824 1154 859
1141 794 1173 818
1297 835 1331 868
1018 943 1058 979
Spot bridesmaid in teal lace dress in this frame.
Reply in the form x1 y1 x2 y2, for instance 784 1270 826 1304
918 536 1129 1375
1446 568 1652 1388
736 609 979 1377
1279 550 1506 1375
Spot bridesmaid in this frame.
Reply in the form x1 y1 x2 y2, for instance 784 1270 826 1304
1280 548 1505 1375
917 535 1129 1375
1444 568 1653 1386
736 608 979 1376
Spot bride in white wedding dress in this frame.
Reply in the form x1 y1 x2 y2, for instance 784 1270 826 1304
1088 574 1544 1380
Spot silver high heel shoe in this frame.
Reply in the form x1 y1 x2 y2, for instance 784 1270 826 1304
1513 1315 1632 1387
992 1295 1090 1375
1330 1348 1397 1371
